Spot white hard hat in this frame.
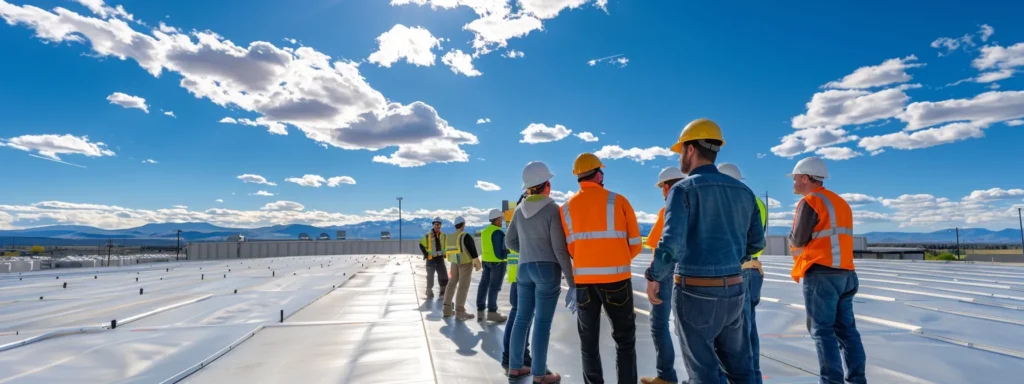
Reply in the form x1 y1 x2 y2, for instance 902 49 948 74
521 161 554 189
487 209 502 221
786 157 829 179
718 163 743 180
655 167 686 188
431 216 442 224
453 216 466 226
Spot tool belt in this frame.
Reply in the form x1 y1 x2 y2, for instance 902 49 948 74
674 274 743 287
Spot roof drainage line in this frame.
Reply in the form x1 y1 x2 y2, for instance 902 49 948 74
117 294 214 327
962 299 1022 311
410 258 440 384
0 325 107 353
758 351 821 378
160 324 267 384
903 302 1024 326
911 330 1024 360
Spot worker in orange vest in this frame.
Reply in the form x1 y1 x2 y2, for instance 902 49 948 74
561 153 643 384
640 167 686 384
787 157 866 384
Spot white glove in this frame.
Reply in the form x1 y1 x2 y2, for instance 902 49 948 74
565 286 578 315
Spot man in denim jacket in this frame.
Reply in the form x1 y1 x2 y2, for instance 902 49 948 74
645 119 765 383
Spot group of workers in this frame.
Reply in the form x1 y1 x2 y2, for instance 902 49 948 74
419 118 866 384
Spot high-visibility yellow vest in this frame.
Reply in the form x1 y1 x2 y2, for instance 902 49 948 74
420 231 446 260
506 217 519 283
445 230 472 265
753 196 767 259
480 224 504 263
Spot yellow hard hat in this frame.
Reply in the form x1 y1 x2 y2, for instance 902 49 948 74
670 118 725 153
573 153 605 176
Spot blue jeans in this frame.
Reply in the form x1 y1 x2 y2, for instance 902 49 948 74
502 283 532 368
673 277 752 384
650 274 677 383
743 267 764 384
477 261 507 312
802 266 866 384
509 262 561 377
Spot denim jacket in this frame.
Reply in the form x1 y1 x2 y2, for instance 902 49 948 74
646 164 766 280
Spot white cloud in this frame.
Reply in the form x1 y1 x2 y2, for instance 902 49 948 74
979 24 994 42
587 53 628 67
594 145 674 163
261 201 304 211
474 180 501 191
106 92 148 113
218 117 287 135
635 210 658 224
285 174 327 187
237 174 277 186
575 131 598 142
963 188 1024 203
931 25 994 56
503 50 524 59
840 193 879 205
814 146 862 160
252 190 274 196
766 198 782 209
142 159 157 164
898 91 1024 131
219 117 237 124
476 118 491 124
327 176 356 186
1 134 115 161
0 2 478 167
215 199 224 203
791 87 911 129
974 69 1015 83
550 190 576 204
283 37 297 45
858 121 989 152
172 205 188 209
367 24 442 68
972 42 1024 81
465 13 543 55
163 110 175 118
520 123 572 143
157 21 179 34
756 153 767 159
72 0 132 20
823 56 923 89
771 127 858 158
518 0 589 19
441 49 482 77
1007 119 1024 126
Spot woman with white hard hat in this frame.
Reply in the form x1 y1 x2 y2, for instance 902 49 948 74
505 161 575 383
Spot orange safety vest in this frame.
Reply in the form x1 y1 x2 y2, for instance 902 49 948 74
790 187 855 282
646 207 666 253
560 182 643 284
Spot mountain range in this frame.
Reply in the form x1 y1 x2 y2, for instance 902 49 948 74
0 221 1020 246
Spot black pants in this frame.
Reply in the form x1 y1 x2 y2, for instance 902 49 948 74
576 279 637 384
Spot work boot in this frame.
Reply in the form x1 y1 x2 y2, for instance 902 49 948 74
533 371 561 383
455 311 475 321
641 377 676 384
477 310 485 321
424 291 434 300
442 305 454 318
486 311 508 323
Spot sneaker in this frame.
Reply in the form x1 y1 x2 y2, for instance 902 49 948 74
442 305 454 318
641 377 676 384
455 311 475 321
486 311 508 324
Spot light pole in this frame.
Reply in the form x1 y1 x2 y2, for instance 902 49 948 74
1018 208 1023 256
176 229 182 261
397 197 403 254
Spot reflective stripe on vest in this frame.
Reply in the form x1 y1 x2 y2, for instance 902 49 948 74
563 192 639 244
574 265 630 276
507 254 518 283
422 232 446 259
792 192 852 268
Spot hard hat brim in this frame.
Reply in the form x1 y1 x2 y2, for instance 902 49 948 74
672 137 725 153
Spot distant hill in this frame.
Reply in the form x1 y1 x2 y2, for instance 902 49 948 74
1 221 1020 246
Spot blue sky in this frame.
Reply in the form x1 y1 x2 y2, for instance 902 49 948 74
1 0 1023 234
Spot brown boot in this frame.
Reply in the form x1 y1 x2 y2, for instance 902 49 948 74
486 311 508 324
455 311 475 321
442 305 454 318
641 377 676 384
533 371 561 383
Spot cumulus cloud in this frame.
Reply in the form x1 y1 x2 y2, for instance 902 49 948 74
441 49 482 76
106 92 148 113
0 1 477 166
595 145 674 163
474 180 501 191
285 174 327 187
163 110 176 118
823 56 923 89
757 153 767 159
973 42 1024 73
215 199 224 203
142 159 157 164
766 198 782 209
251 190 274 196
261 200 304 211
814 147 862 160
635 211 658 224
237 174 277 186
575 131 599 142
520 123 572 143
476 118 491 124
1 134 115 161
327 176 356 186
931 24 995 56
1007 119 1024 126
840 193 880 205
858 121 989 152
367 24 442 68
587 53 628 67
963 188 1024 203
219 117 237 124
550 190 576 204
72 0 132 20
898 91 1024 131
771 127 858 158
503 50 524 59
791 87 911 129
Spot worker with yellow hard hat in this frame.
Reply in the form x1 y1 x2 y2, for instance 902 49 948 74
644 118 765 383
562 152 643 383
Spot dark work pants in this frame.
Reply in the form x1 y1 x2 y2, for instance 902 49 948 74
576 279 638 384
425 257 448 295
477 261 506 312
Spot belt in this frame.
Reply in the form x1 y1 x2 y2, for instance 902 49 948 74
673 274 743 287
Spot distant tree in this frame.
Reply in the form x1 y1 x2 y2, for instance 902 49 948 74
29 245 45 254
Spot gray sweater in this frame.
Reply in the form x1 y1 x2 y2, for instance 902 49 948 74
506 195 575 287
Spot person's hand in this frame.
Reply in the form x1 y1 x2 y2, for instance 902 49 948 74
472 258 482 271
564 286 578 314
742 259 764 275
647 280 663 305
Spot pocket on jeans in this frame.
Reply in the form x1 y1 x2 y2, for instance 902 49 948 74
533 262 555 284
601 282 632 306
678 287 718 329
577 287 592 307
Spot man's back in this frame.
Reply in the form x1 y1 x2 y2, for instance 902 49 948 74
662 165 764 277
